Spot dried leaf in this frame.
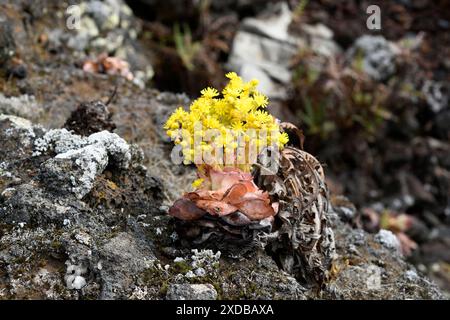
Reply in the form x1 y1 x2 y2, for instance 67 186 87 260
254 146 336 286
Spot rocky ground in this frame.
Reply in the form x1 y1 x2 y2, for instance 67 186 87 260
0 0 448 299
0 100 444 300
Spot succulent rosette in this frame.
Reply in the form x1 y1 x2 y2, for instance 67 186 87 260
170 165 278 221
164 72 288 236
164 73 336 284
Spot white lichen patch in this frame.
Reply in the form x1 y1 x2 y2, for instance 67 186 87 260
191 249 221 269
56 144 109 199
0 114 33 130
0 115 37 147
74 231 92 246
64 262 88 290
181 249 221 278
87 131 131 168
33 128 86 156
34 129 132 198
129 286 149 300
375 229 401 253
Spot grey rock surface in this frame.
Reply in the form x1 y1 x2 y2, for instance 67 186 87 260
58 0 153 87
0 94 42 121
422 80 449 113
375 229 401 253
0 112 444 300
166 284 218 300
34 129 131 199
0 14 15 65
228 2 340 99
347 35 398 81
0 114 163 299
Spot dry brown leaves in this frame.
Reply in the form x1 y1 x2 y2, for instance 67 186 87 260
253 123 336 286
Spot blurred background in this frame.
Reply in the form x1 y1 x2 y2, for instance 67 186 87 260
0 0 449 295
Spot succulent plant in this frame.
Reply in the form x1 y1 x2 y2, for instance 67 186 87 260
164 73 335 288
164 72 288 220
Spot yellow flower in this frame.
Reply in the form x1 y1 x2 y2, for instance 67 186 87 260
279 132 289 145
235 98 253 114
203 116 221 129
163 73 288 169
252 91 268 108
225 71 239 80
192 178 204 188
201 87 219 99
231 121 244 131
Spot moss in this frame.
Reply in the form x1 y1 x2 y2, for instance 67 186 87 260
50 240 63 250
172 260 192 274
141 267 171 298
159 282 169 296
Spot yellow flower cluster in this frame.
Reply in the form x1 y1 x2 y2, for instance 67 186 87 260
164 72 289 172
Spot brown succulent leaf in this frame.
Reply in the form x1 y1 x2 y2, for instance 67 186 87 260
222 182 254 203
237 197 276 220
206 166 253 190
173 166 277 221
194 199 238 216
169 198 208 221
220 211 252 227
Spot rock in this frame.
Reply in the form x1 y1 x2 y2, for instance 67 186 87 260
375 229 402 253
115 43 154 88
35 129 131 199
55 0 153 86
228 30 296 86
65 263 88 290
347 35 398 81
166 284 218 300
0 114 163 299
87 131 131 168
227 3 298 98
85 0 123 31
346 229 368 247
5 61 27 79
331 195 357 222
0 114 34 131
422 80 449 113
0 10 27 79
404 269 419 282
64 100 116 136
241 2 295 43
228 2 340 99
0 100 444 300
70 0 134 48
325 219 444 299
238 64 281 99
301 24 341 57
434 108 450 139
99 232 155 299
